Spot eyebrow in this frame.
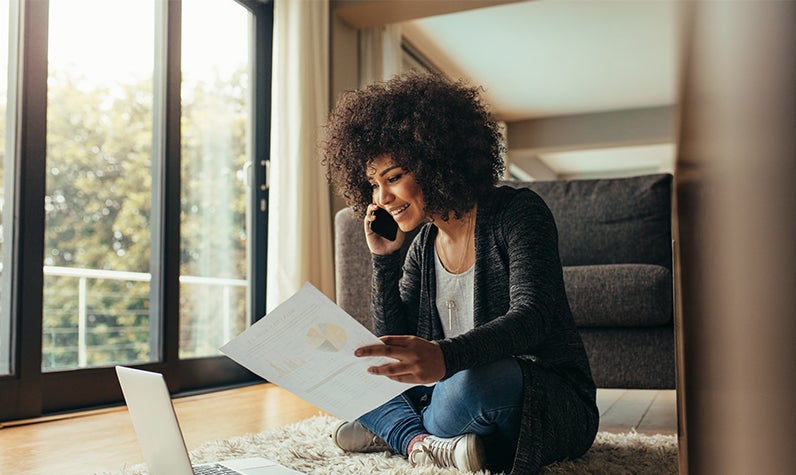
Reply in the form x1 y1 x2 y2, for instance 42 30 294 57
379 165 401 177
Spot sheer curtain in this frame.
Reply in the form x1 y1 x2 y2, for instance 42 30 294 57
267 0 334 310
359 24 403 86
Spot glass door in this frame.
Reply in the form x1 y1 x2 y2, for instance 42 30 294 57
43 0 157 371
179 0 253 359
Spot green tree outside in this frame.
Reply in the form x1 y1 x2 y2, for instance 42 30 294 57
42 66 249 370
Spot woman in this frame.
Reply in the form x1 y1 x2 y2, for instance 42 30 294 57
323 72 598 474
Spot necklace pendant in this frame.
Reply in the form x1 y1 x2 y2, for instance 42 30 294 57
447 299 455 329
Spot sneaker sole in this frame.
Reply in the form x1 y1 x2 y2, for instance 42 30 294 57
463 434 487 471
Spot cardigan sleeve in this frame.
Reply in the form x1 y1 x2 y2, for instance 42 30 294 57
370 227 427 337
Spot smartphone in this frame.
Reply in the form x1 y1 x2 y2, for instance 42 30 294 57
370 207 399 241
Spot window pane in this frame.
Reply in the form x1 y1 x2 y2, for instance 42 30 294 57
179 0 252 358
1 0 12 376
43 0 156 371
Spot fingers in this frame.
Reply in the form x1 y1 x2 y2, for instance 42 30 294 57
363 204 376 234
363 204 400 254
366 360 439 384
354 344 393 358
379 335 413 346
355 336 445 384
384 374 414 383
364 203 380 225
355 339 413 375
366 362 410 377
354 336 413 357
355 343 413 378
366 361 430 384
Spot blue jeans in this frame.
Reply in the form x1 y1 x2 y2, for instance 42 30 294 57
357 358 523 468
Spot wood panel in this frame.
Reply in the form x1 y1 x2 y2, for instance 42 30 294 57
636 390 678 435
0 383 323 475
0 385 676 474
600 389 678 435
595 388 626 416
334 0 525 29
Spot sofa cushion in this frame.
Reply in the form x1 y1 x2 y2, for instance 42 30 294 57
579 326 675 388
506 174 672 269
564 264 672 327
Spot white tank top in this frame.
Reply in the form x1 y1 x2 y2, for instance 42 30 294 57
434 247 475 338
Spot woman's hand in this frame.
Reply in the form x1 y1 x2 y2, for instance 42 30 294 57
355 335 446 385
364 204 405 255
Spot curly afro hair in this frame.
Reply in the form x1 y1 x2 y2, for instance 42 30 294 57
323 72 505 220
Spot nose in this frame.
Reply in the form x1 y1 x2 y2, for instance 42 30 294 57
374 186 394 206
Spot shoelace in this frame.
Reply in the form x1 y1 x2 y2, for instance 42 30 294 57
410 436 457 467
366 434 385 450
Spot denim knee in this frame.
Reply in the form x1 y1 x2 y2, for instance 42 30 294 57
423 358 523 437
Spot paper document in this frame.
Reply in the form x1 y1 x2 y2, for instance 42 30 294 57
220 282 414 421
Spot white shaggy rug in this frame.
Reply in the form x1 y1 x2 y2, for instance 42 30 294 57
120 415 678 474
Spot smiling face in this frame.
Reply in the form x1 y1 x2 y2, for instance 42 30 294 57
367 154 428 232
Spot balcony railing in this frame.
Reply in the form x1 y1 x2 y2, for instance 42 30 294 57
41 265 247 370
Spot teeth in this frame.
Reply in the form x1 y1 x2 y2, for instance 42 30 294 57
391 204 409 215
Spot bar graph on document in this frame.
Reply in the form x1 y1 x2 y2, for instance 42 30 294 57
268 358 306 378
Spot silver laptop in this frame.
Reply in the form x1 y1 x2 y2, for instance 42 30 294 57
116 366 304 475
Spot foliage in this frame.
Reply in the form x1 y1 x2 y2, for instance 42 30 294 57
41 67 249 370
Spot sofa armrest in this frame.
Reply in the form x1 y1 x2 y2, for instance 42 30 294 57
334 209 373 330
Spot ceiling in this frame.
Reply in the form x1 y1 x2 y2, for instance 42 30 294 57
402 0 680 121
397 0 682 178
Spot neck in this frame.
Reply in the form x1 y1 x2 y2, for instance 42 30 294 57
434 206 477 274
435 207 476 240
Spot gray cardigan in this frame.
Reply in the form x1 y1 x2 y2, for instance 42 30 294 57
371 185 599 474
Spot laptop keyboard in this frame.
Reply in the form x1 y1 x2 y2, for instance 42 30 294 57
193 463 240 475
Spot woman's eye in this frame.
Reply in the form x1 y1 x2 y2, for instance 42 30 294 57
387 174 402 183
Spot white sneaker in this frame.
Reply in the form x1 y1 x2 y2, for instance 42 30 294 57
408 433 486 471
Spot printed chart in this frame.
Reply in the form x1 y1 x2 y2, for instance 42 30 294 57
306 323 347 352
220 283 413 421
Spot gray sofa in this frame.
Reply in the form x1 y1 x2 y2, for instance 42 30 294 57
334 173 675 389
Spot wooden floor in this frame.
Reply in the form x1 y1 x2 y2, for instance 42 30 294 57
596 388 677 435
0 384 676 475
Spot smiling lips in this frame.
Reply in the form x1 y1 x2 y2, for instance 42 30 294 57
389 204 410 217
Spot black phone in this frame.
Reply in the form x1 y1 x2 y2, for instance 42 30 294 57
370 207 399 241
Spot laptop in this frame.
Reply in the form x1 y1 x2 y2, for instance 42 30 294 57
116 366 304 475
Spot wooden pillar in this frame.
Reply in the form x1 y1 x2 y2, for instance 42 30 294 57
674 2 796 474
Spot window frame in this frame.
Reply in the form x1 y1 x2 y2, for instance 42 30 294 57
0 0 272 421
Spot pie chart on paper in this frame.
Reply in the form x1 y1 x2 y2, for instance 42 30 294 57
306 323 348 352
